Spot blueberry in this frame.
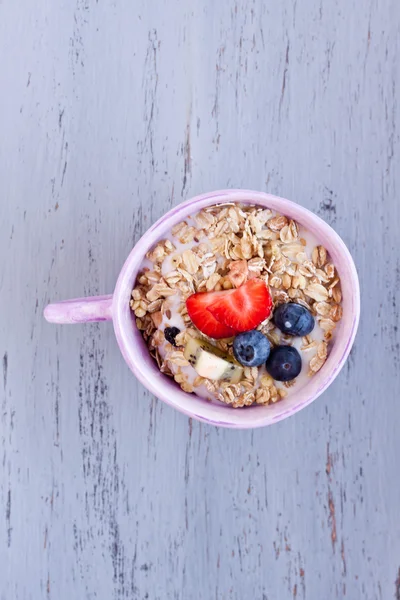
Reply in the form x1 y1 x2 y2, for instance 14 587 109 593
273 303 315 336
233 330 271 367
266 345 302 381
164 326 180 346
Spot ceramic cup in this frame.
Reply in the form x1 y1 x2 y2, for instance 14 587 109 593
44 190 360 428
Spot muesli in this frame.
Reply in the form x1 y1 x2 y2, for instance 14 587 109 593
130 204 343 408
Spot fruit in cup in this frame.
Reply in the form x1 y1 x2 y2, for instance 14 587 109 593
273 303 315 337
164 326 181 346
207 279 272 332
186 292 238 339
184 338 243 383
186 279 272 338
265 345 302 381
233 330 271 367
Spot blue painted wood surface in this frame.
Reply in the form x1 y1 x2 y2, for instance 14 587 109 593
1 1 399 598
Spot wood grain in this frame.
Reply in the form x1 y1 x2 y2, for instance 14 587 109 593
1 0 399 598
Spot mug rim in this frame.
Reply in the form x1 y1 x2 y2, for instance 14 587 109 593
113 190 360 428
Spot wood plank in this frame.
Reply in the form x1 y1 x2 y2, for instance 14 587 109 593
0 0 399 598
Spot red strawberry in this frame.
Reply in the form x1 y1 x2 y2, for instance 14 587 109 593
186 291 238 339
207 279 272 332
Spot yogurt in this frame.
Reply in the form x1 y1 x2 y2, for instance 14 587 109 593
130 203 342 408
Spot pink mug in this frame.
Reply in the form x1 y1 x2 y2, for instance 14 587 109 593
44 190 360 428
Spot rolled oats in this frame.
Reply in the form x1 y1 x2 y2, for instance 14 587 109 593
131 288 143 301
324 262 335 279
228 260 248 288
182 250 200 274
312 245 327 268
145 271 161 284
330 304 343 322
288 288 302 299
270 387 280 403
181 382 194 393
281 243 305 260
328 277 340 290
248 257 266 274
169 351 190 367
130 202 343 409
299 260 317 278
255 388 270 404
267 215 288 231
272 290 290 304
260 374 274 388
294 297 312 310
195 210 216 229
266 329 281 346
146 244 165 263
151 311 163 328
282 273 292 290
317 341 328 360
271 256 287 274
171 221 188 239
205 273 222 291
280 220 298 243
332 285 342 303
147 299 163 313
318 318 336 333
292 274 307 289
301 335 317 351
269 275 283 288
314 301 331 317
315 269 330 284
308 341 328 375
304 283 329 302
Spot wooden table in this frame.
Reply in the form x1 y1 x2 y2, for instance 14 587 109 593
1 1 399 598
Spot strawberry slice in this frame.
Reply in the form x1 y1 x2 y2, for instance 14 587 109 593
186 291 238 339
207 279 272 332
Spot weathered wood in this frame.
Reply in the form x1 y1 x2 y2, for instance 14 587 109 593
1 0 399 598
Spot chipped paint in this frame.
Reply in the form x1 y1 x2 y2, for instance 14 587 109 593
395 567 400 600
1 0 400 598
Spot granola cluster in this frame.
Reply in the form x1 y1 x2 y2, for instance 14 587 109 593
130 203 343 408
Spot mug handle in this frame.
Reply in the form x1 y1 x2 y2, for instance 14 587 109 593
44 295 113 324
